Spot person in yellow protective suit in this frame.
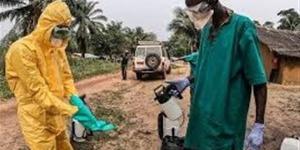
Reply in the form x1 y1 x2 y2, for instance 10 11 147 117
5 1 78 149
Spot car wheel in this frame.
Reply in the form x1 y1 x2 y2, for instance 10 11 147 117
145 53 161 70
136 73 142 80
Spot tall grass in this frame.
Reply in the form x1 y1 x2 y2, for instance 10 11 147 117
70 58 119 81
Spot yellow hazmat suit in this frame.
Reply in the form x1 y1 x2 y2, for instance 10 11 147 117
5 1 78 149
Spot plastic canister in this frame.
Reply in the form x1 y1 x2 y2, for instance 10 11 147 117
160 96 182 120
280 138 300 150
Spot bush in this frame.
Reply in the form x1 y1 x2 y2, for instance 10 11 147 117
70 58 119 81
0 71 13 99
0 46 7 73
0 46 12 99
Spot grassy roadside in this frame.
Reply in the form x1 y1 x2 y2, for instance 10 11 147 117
0 71 12 99
0 58 119 100
72 90 136 150
70 58 120 81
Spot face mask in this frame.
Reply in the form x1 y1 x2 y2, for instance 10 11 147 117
50 38 64 48
50 25 71 48
186 2 214 30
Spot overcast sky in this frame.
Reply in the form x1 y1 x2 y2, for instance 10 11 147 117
0 0 299 40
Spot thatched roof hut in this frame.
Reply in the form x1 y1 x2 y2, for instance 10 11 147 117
257 27 300 58
257 27 300 85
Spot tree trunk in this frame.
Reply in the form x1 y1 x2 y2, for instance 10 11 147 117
80 38 87 58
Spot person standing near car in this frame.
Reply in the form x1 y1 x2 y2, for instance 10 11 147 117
121 50 130 80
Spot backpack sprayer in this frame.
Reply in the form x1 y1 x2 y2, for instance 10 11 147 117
154 79 190 150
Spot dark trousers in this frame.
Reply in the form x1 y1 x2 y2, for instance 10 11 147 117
121 66 127 80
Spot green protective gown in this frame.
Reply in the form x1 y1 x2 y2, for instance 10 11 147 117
183 52 198 99
184 13 267 150
183 52 199 78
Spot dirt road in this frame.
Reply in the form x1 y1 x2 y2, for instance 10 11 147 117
0 66 299 150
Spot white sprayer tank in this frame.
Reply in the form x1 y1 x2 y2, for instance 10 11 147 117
160 96 183 121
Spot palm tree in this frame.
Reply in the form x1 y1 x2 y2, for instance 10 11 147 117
277 8 300 31
0 0 52 35
168 7 198 48
70 0 107 57
124 27 157 53
0 0 107 58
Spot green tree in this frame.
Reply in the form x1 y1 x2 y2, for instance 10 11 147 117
70 0 107 58
0 0 51 36
168 7 198 47
263 21 275 28
124 27 157 53
166 34 190 57
90 21 127 58
277 8 300 31
0 0 107 58
90 22 157 58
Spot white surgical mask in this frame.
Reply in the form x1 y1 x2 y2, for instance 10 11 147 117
186 2 214 30
50 38 64 48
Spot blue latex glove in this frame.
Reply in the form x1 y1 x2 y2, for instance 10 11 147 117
246 123 265 150
165 78 190 94
70 95 116 132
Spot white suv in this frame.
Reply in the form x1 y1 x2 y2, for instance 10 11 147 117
133 41 171 80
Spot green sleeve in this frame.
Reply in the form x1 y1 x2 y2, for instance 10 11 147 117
239 20 267 85
183 53 194 62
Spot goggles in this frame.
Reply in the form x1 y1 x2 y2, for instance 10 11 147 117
52 25 71 40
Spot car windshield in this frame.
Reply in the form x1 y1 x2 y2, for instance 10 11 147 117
136 46 161 57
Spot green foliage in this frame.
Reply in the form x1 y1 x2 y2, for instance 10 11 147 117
90 21 157 57
0 0 157 59
0 0 25 7
277 8 300 31
0 45 13 99
123 26 157 53
168 7 199 46
0 70 13 99
167 7 198 57
91 21 127 57
0 0 47 37
0 0 107 57
166 34 191 57
70 0 107 58
70 58 119 81
0 45 6 72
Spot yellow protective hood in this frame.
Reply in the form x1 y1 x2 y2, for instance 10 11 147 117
32 0 72 48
